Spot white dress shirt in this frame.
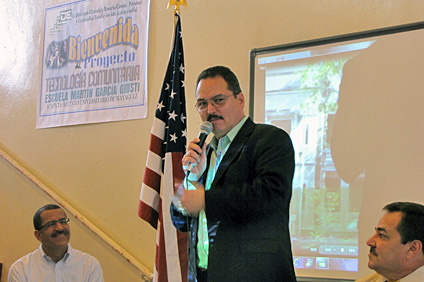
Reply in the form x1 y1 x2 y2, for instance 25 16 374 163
355 265 424 282
8 244 104 282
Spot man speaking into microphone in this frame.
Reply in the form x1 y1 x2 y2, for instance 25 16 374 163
171 66 297 282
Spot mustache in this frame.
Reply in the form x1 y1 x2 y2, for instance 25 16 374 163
52 230 68 237
369 246 377 256
207 114 223 122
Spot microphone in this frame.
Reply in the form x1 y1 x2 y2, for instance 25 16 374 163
187 121 213 175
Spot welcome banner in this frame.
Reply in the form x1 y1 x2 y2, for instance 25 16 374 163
37 0 150 129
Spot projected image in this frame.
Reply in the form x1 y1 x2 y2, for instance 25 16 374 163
252 24 424 281
257 42 374 275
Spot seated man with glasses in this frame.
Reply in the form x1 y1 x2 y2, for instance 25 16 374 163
8 204 104 282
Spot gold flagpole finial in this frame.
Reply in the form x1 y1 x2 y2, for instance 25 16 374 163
167 0 188 13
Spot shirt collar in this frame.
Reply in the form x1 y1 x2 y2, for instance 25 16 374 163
39 243 72 263
210 116 248 150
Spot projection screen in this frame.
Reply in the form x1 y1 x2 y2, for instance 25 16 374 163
249 22 424 281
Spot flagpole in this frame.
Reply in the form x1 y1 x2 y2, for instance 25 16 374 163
139 2 188 281
167 0 188 27
167 0 188 13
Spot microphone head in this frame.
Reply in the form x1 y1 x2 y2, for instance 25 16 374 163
199 121 213 135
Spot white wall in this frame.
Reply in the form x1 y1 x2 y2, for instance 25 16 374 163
1 1 424 281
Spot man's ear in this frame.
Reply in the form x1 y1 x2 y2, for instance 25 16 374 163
407 240 423 257
34 230 42 242
237 92 245 105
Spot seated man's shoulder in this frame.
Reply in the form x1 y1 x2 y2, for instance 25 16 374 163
8 248 41 282
67 247 104 280
69 247 100 264
355 272 384 282
12 248 41 266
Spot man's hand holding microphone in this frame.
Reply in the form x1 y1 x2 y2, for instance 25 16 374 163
173 121 213 216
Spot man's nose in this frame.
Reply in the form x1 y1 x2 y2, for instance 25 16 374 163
53 221 65 229
366 234 376 246
207 101 217 113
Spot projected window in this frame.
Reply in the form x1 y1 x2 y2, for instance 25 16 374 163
258 43 370 274
251 22 424 281
252 23 424 282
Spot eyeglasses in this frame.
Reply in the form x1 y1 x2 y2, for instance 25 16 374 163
194 94 236 112
38 218 70 230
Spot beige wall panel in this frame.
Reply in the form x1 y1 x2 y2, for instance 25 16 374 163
1 0 424 281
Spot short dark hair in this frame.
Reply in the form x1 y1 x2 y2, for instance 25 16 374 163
383 202 424 252
196 66 242 96
33 204 66 230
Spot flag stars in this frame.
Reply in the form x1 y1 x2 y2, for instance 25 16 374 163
139 14 187 266
170 90 177 99
168 111 178 121
156 101 165 111
169 133 178 143
179 64 185 74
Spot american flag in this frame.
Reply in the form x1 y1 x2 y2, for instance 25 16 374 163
138 13 188 282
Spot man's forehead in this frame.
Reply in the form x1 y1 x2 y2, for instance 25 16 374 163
196 77 230 97
377 211 402 233
41 209 66 220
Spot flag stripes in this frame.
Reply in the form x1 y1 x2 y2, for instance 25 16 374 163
138 12 188 282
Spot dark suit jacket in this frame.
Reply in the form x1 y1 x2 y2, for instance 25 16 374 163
171 118 297 282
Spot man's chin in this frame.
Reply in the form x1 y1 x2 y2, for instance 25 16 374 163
367 257 377 270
